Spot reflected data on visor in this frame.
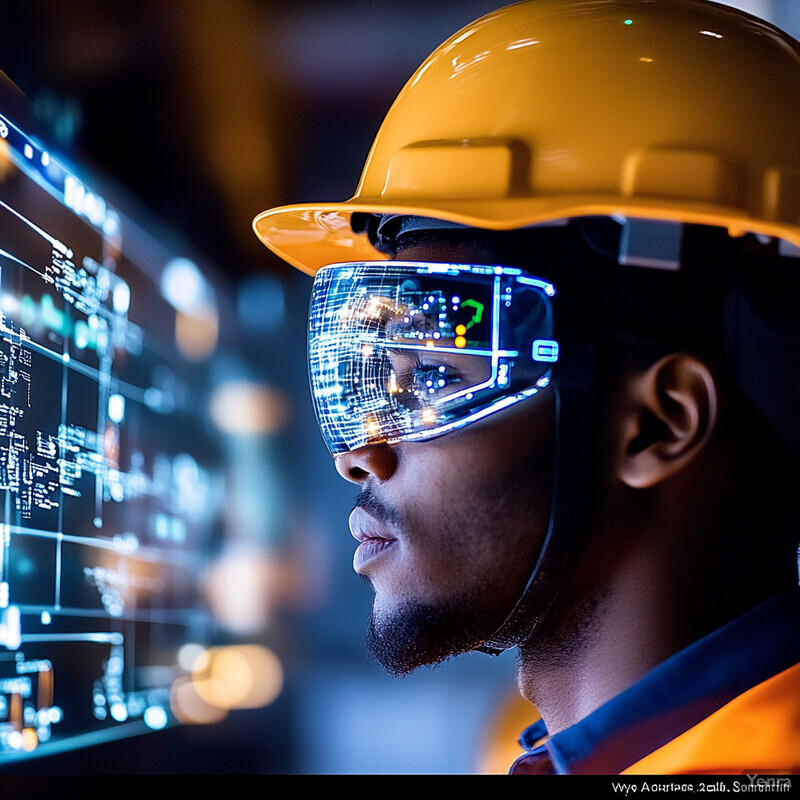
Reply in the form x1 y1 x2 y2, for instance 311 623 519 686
309 261 559 455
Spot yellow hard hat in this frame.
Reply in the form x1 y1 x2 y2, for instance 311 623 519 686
253 0 800 275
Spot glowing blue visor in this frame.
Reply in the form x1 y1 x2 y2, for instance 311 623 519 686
309 261 558 456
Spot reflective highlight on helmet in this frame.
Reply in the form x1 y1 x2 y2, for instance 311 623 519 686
309 261 557 455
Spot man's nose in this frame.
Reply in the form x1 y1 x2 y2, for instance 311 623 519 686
334 443 398 485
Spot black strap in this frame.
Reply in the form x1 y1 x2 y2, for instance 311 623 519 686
476 343 597 654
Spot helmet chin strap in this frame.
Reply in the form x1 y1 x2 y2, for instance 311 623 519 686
475 342 598 655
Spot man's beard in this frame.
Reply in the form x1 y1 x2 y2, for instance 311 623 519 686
356 488 505 676
363 591 499 677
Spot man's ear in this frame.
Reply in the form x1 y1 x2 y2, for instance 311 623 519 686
617 353 719 489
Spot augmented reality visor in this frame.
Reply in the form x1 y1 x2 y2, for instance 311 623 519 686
309 261 558 455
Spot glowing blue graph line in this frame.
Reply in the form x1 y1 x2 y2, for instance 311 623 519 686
382 341 518 358
0 246 48 281
0 199 71 257
20 632 124 645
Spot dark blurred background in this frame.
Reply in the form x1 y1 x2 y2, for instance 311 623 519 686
1 1 515 284
0 0 797 775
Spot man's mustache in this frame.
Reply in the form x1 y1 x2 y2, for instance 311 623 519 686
353 488 400 527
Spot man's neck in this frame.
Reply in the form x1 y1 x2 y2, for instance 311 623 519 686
514 527 763 735
515 560 675 734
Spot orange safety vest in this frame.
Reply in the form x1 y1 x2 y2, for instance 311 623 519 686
508 589 800 774
623 661 800 774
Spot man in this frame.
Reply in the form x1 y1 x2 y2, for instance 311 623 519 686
253 0 800 774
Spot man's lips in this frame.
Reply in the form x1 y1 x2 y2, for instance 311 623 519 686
348 506 398 574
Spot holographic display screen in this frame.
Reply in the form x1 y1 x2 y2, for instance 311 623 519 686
0 98 226 761
308 261 558 455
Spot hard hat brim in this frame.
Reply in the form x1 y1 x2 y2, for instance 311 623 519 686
253 195 800 276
